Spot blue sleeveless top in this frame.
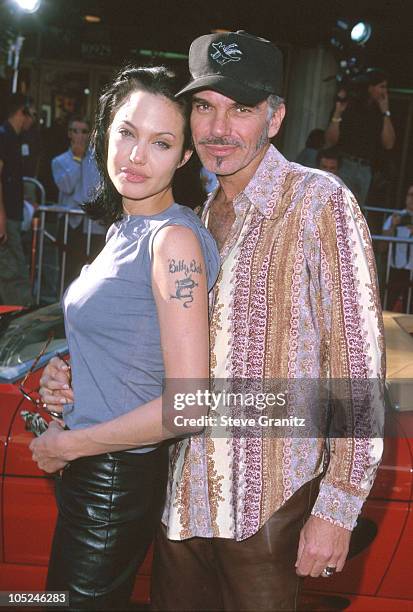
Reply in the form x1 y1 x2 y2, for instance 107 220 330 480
62 203 220 452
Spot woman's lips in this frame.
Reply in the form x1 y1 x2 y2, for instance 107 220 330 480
120 169 149 183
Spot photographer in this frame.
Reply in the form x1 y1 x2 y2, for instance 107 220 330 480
382 185 413 311
325 69 395 206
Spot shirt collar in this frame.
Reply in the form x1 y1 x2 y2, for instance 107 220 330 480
242 145 291 220
202 145 291 222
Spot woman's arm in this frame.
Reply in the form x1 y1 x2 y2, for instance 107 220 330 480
30 225 210 470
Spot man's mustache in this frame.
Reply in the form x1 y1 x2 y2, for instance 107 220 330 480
198 137 242 147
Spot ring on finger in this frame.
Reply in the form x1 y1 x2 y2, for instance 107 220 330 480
321 566 336 578
42 403 64 420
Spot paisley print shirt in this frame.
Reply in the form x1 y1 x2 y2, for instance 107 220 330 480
162 145 385 541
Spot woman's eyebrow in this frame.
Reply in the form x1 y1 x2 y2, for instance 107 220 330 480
155 131 176 138
118 120 176 138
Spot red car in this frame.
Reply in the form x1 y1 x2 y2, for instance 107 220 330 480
0 305 412 610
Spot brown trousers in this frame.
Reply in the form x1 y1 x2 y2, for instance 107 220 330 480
151 477 320 612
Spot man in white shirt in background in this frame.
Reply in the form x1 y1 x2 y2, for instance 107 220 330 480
382 184 413 311
52 117 106 287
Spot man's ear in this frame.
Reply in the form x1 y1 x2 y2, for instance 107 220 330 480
177 148 193 169
268 104 286 139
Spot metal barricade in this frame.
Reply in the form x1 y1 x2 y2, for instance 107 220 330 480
365 205 413 313
35 206 94 304
371 234 413 312
30 202 413 311
23 177 46 291
23 176 46 206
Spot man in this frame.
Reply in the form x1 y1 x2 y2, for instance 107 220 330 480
382 184 413 311
316 146 341 175
295 128 325 168
0 94 36 305
37 32 384 611
325 69 395 206
52 117 105 287
150 31 385 611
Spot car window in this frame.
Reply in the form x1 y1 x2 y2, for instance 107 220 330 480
0 304 67 382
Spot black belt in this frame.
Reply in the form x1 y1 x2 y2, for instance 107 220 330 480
343 154 371 166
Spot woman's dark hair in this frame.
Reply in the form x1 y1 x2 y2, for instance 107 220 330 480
83 65 192 225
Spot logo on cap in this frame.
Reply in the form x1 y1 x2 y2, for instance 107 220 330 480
210 42 243 65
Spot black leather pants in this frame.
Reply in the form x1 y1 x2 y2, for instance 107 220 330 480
47 447 168 610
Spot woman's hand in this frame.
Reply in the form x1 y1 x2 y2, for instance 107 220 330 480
39 356 74 417
29 420 70 473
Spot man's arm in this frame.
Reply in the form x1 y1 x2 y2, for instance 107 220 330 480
381 115 396 150
378 91 396 150
325 94 348 147
0 159 7 244
51 154 82 195
296 186 385 577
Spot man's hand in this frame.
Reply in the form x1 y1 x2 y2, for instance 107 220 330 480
391 213 401 228
39 356 74 417
295 515 351 578
29 420 70 473
334 89 348 117
377 90 390 114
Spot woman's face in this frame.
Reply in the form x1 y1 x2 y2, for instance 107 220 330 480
107 90 191 212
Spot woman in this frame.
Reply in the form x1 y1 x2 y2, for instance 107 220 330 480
30 66 220 609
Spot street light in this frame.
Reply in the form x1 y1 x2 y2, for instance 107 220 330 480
13 0 41 13
7 0 41 91
350 22 372 45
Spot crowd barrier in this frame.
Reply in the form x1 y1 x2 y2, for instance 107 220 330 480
34 205 95 304
27 200 413 312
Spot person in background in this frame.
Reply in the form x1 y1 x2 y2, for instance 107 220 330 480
316 146 341 176
295 128 325 168
52 117 106 287
0 93 36 305
325 69 396 206
382 184 413 311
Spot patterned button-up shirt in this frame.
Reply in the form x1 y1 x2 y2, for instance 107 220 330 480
162 145 385 541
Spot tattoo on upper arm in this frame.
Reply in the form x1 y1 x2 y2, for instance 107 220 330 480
168 258 203 308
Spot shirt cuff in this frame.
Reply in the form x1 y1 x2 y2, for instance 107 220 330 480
311 481 364 531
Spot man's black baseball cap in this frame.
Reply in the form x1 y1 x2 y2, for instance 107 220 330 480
176 31 283 105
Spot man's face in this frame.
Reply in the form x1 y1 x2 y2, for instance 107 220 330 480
406 185 413 212
68 121 90 148
190 90 285 177
319 157 339 175
368 80 388 103
22 106 36 132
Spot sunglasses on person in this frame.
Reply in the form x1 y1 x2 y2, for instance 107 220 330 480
19 333 68 420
